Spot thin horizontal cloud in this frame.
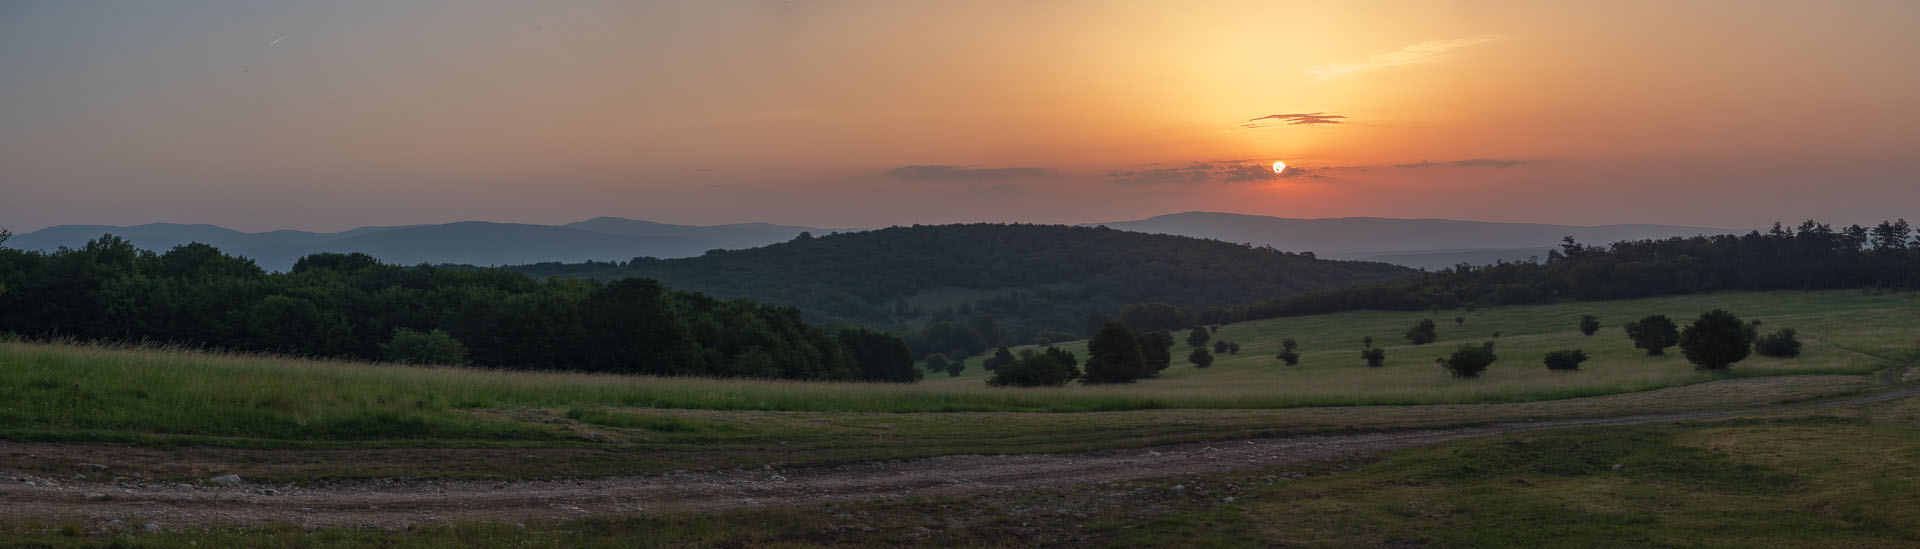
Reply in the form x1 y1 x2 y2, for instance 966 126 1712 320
887 165 1053 181
1306 35 1504 80
1110 161 1318 186
1392 158 1524 169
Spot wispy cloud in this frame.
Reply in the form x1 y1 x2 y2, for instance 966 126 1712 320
887 165 1052 182
1305 35 1504 80
1392 158 1524 169
1235 112 1347 131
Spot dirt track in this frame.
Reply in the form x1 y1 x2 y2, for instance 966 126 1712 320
4 382 1915 530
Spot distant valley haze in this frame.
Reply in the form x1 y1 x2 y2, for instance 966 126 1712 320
8 212 1737 272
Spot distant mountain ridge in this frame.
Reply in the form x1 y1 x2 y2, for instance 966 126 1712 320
6 218 839 271
1092 212 1736 269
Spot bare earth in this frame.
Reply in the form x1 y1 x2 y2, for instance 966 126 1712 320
4 382 1915 530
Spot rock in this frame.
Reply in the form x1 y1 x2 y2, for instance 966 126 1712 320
73 473 87 481
1223 497 1236 503
144 523 160 533
208 474 242 486
259 488 279 496
1172 484 1186 492
298 507 316 514
769 475 786 484
108 519 126 528
1611 464 1624 471
76 463 108 471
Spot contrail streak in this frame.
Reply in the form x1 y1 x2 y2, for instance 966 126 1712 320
269 35 289 46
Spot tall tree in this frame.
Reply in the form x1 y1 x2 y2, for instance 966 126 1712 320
1085 322 1149 383
1624 314 1680 356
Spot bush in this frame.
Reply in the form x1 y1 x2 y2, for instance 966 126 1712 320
1276 338 1300 365
982 346 1015 371
946 360 965 377
1188 347 1215 368
1187 327 1211 348
1543 349 1589 371
1579 314 1600 336
1753 328 1803 357
1137 329 1174 376
1227 341 1240 355
1679 309 1754 371
1624 315 1679 356
1405 319 1438 345
1361 347 1385 367
382 328 469 365
1436 342 1497 378
1212 340 1228 353
986 347 1082 387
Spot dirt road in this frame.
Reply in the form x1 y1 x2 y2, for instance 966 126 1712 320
4 383 1916 530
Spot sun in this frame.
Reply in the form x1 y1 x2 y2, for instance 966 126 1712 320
1271 161 1287 174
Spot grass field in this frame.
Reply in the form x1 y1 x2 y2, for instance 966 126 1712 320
0 290 1911 461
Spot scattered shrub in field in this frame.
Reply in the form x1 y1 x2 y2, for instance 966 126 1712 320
922 353 952 373
1680 309 1754 371
946 360 965 377
1212 340 1228 354
1276 338 1300 365
1406 319 1438 345
1454 316 1466 327
1227 342 1240 355
1543 349 1589 371
1085 322 1149 383
1188 347 1215 368
382 328 469 365
1624 315 1679 356
1579 315 1600 336
1362 336 1375 349
1754 328 1803 357
1361 347 1386 367
987 347 1082 387
1437 342 1497 378
1187 327 1211 348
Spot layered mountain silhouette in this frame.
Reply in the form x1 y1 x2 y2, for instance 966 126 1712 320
1092 212 1734 269
6 218 834 271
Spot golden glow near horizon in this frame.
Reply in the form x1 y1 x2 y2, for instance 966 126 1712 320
0 1 1916 231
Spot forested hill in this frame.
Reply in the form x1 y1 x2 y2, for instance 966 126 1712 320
505 223 1419 342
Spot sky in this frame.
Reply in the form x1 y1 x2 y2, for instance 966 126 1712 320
3 0 1917 232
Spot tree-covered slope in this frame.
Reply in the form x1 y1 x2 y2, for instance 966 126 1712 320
506 224 1419 341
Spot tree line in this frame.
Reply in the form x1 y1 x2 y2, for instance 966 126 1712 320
1219 219 1920 323
0 235 919 382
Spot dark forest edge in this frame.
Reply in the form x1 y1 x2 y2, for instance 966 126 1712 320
0 233 920 383
1201 219 1920 326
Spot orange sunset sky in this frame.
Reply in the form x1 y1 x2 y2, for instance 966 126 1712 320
2 0 1917 232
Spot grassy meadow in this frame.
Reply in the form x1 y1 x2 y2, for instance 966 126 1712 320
0 290 1913 457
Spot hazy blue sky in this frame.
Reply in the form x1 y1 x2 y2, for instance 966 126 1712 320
4 1 1917 232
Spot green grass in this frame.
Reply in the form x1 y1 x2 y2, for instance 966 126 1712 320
0 290 1910 455
933 289 1920 402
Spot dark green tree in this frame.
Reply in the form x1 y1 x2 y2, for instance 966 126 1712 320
1137 329 1174 375
946 359 966 377
984 346 1016 371
1405 319 1438 345
1678 309 1754 371
1187 327 1211 347
1276 338 1300 365
1085 322 1149 383
1361 347 1386 367
838 327 922 383
1624 315 1680 356
923 353 953 373
1454 316 1465 326
1753 328 1803 357
1187 347 1214 368
1227 341 1240 355
1437 342 1497 378
382 328 470 365
1211 340 1228 353
987 346 1081 387
1542 349 1589 371
1579 314 1600 336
